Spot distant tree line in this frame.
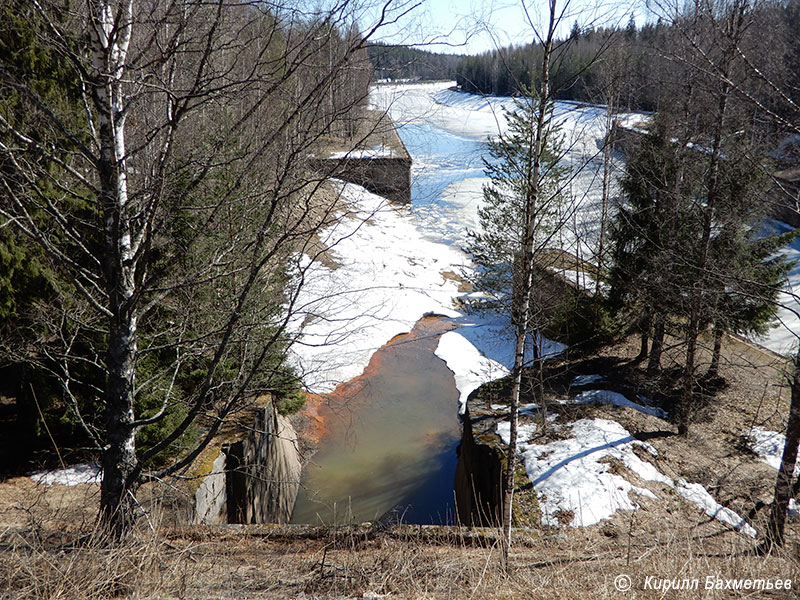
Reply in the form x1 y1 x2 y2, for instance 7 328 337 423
454 3 800 118
367 42 465 81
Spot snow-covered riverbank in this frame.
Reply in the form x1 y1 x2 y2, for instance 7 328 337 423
292 81 618 398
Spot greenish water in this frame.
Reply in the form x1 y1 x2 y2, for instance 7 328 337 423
291 318 461 525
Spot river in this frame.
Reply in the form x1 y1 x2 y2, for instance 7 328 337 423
290 81 608 525
291 84 496 525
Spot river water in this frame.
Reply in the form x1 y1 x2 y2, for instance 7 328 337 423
290 82 609 525
291 88 493 525
291 317 462 525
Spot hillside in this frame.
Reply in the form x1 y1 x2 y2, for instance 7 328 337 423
367 43 465 81
2 329 799 598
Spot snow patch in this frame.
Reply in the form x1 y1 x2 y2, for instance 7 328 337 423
673 479 757 537
572 389 669 420
747 426 799 476
30 463 101 487
571 374 606 387
496 421 539 445
435 330 507 413
498 417 755 536
434 310 566 414
510 418 666 527
327 146 398 160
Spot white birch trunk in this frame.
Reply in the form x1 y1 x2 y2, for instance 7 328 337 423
502 0 557 569
90 0 140 534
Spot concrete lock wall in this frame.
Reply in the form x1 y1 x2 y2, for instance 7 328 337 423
224 405 301 525
308 112 413 204
193 451 228 525
308 155 412 204
191 401 301 525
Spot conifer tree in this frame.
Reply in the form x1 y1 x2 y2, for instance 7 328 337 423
467 97 567 318
609 116 796 430
466 79 568 567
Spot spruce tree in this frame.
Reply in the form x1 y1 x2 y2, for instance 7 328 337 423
466 96 567 319
609 116 797 429
608 116 699 372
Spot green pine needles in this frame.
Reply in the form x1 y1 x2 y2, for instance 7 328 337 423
465 95 568 315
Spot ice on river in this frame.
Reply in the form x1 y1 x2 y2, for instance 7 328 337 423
288 181 466 393
373 82 625 290
373 82 800 357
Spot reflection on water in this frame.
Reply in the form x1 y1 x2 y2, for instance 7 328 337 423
291 317 461 525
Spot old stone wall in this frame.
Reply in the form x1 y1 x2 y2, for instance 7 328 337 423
454 405 505 527
309 112 413 204
193 451 227 525
309 156 412 204
188 401 301 525
225 405 301 525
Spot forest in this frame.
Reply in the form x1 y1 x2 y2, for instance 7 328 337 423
368 42 465 81
0 0 378 534
454 4 800 116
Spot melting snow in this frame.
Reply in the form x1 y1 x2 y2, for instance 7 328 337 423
289 181 466 392
30 463 101 487
435 310 567 414
753 219 800 355
572 389 669 420
435 330 507 413
571 374 606 387
497 418 666 527
747 426 800 518
495 416 755 536
673 479 757 537
496 421 540 445
747 426 795 474
327 146 398 160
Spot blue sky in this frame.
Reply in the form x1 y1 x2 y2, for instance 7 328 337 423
371 0 642 55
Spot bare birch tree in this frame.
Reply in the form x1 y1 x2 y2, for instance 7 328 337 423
0 0 412 536
500 0 561 570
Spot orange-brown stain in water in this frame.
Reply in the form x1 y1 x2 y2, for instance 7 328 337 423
298 316 456 446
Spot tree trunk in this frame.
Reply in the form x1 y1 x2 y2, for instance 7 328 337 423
595 92 616 296
677 6 741 438
502 316 525 569
678 315 698 437
761 354 800 552
100 313 139 536
502 0 557 570
635 312 650 362
92 0 140 537
708 323 724 378
647 313 664 375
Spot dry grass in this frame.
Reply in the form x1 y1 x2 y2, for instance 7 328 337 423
1 516 798 599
